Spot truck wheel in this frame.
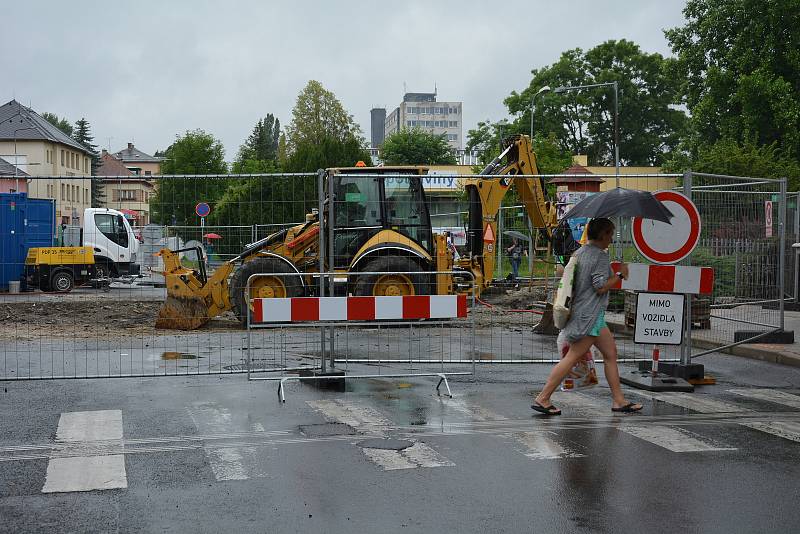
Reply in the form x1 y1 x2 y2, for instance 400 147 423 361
51 271 75 293
229 257 304 323
353 256 431 297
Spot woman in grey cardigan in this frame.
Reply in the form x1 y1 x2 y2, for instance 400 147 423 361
532 218 642 415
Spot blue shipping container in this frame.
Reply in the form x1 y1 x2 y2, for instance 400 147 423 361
0 193 55 289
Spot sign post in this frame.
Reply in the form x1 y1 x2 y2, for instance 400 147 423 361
621 188 706 392
195 202 211 244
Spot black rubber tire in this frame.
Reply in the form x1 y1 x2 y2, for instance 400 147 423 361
229 256 304 323
353 256 432 296
51 270 74 293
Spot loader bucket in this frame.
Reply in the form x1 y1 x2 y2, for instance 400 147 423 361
155 295 210 330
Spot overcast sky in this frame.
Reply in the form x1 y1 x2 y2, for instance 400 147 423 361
3 1 687 159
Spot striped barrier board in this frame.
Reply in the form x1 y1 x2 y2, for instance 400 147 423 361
610 262 714 295
252 294 469 323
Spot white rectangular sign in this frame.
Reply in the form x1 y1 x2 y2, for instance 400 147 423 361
634 292 685 345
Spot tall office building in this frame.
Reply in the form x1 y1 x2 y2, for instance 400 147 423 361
370 108 386 148
384 92 463 150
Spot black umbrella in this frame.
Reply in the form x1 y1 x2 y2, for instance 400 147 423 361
561 188 674 223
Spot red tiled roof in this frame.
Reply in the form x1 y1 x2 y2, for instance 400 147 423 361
96 152 133 177
548 164 605 184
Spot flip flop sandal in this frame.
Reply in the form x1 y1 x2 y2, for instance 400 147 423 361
531 402 561 416
612 402 643 413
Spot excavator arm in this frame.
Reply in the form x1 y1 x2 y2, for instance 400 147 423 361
462 134 557 291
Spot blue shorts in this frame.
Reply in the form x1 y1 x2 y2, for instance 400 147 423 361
589 311 607 337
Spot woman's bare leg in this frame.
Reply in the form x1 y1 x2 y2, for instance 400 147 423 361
535 335 596 407
594 327 641 409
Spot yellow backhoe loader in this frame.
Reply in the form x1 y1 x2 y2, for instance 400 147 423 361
155 134 558 330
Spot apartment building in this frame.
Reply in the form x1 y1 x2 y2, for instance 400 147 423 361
0 100 92 224
382 92 463 150
96 150 155 225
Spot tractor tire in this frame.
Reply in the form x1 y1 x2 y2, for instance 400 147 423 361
51 270 75 293
353 256 432 297
229 256 304 324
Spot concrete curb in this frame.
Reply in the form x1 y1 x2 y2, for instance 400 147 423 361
606 320 800 368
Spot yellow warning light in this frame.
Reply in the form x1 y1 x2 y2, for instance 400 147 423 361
355 161 367 167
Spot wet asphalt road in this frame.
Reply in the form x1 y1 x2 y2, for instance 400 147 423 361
2 354 800 533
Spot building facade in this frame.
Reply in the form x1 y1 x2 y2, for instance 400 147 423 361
112 142 162 175
0 100 92 224
96 150 155 225
370 108 386 148
383 92 463 150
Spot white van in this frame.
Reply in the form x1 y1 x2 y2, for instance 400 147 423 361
80 208 140 278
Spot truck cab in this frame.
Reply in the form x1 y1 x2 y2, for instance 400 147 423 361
82 208 140 277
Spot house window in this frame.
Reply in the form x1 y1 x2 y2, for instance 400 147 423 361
449 121 458 127
84 189 89 204
61 150 65 166
116 189 137 201
61 184 65 200
144 170 151 176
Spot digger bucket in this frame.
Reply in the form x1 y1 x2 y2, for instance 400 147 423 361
155 294 210 330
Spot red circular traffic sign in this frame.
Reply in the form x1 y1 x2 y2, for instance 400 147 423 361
632 191 700 264
195 202 211 218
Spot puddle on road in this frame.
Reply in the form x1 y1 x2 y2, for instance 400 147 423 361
161 352 199 360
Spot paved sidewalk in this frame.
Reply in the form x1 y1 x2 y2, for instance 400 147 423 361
606 309 800 368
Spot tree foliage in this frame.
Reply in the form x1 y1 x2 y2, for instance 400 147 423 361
665 0 800 161
284 80 363 154
380 128 457 165
150 129 228 226
504 40 687 166
41 112 73 137
664 137 800 189
72 118 104 206
232 114 280 173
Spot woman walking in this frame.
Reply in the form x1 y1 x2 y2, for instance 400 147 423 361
532 218 642 415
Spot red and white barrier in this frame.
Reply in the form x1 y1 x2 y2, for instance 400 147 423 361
252 294 469 323
610 262 714 295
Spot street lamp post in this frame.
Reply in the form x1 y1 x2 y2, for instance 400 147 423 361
554 81 620 188
555 81 622 258
530 86 551 140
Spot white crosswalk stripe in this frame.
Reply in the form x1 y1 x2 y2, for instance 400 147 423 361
439 396 507 422
42 410 127 493
552 392 738 453
739 420 800 443
187 403 268 481
507 431 585 460
621 425 737 453
627 390 750 413
728 389 800 409
306 399 454 470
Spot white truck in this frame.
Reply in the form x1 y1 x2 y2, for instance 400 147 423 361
62 207 141 278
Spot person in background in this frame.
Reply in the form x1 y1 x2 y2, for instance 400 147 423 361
506 237 525 283
531 218 642 416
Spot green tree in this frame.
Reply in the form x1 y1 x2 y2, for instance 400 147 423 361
504 40 687 166
664 137 800 189
150 129 228 226
72 118 104 206
284 80 364 154
233 114 281 173
665 0 800 160
41 112 73 137
380 128 457 165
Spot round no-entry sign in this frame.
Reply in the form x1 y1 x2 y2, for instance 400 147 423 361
632 191 700 264
195 202 211 218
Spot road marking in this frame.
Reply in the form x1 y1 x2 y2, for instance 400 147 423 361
508 431 584 460
306 399 392 432
42 410 127 493
188 403 267 481
307 399 454 470
362 442 455 470
554 392 738 453
439 396 507 422
739 421 800 443
628 391 750 413
728 389 800 409
621 425 737 453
